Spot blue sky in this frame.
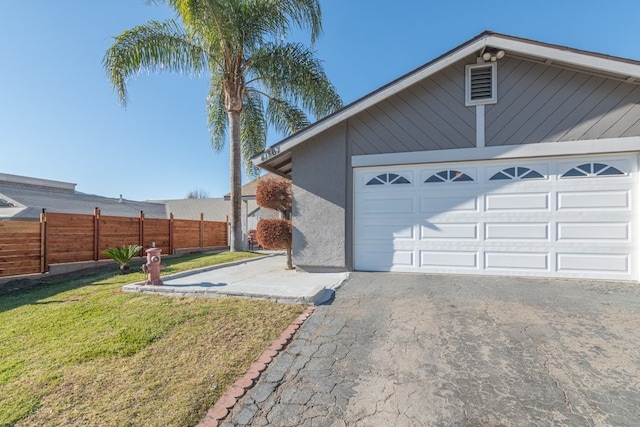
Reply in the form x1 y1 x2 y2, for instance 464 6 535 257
2 1 640 201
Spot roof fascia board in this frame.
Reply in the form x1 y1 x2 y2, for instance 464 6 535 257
486 35 640 78
253 39 486 166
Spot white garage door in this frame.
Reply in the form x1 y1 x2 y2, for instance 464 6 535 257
354 155 639 280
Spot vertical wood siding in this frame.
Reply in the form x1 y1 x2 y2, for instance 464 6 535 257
346 54 640 155
486 57 640 146
349 56 476 155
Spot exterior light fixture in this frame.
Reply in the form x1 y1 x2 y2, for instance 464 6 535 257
481 49 506 62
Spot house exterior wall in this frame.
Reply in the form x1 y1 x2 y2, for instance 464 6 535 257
292 123 348 271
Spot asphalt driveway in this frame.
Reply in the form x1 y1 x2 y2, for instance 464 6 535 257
222 272 640 426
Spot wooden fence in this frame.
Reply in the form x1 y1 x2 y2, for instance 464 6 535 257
0 209 228 277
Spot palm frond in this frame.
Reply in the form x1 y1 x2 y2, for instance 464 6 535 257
103 19 206 106
248 42 342 119
265 97 310 136
276 0 323 44
207 72 228 152
240 91 267 176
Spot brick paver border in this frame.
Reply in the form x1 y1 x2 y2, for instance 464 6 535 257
197 306 316 426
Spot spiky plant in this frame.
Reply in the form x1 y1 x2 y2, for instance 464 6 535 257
103 245 142 273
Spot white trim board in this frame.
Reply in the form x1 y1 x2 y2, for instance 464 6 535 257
476 105 485 148
351 137 640 168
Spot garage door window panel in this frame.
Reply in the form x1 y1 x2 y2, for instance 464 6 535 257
366 173 411 186
424 170 474 183
561 163 625 178
490 167 545 181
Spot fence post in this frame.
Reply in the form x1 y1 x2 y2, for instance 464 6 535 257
93 207 100 260
40 209 47 273
139 211 145 254
200 212 204 248
169 213 174 254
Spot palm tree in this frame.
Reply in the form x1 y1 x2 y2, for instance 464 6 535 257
104 0 342 251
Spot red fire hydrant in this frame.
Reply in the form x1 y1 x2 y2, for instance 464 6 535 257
141 243 165 285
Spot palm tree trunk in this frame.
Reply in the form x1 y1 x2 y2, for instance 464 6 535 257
228 109 243 251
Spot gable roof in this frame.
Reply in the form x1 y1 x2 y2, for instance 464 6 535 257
0 172 168 220
253 31 640 178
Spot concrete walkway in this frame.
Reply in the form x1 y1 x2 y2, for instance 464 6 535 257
222 272 640 426
122 254 349 305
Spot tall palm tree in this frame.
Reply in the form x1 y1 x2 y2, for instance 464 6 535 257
104 0 342 251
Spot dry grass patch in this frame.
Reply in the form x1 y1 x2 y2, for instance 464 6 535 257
1 252 305 426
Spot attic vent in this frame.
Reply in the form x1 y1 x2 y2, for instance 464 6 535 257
465 63 497 106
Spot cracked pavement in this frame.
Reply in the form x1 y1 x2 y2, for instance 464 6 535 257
222 272 640 426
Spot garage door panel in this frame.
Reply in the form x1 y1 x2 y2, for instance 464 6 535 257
420 223 478 240
360 223 415 240
485 252 550 271
420 250 478 268
361 197 415 215
354 154 638 280
557 222 630 242
485 223 549 240
485 192 549 211
420 195 478 213
557 191 630 210
557 253 630 274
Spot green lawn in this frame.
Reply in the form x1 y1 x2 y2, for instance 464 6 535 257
0 252 305 426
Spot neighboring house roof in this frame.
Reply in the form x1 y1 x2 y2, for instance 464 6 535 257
0 173 168 220
253 30 640 178
0 173 280 222
154 198 230 222
154 197 279 222
0 184 168 220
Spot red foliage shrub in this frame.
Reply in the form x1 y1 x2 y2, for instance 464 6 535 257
256 219 292 250
256 176 292 213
